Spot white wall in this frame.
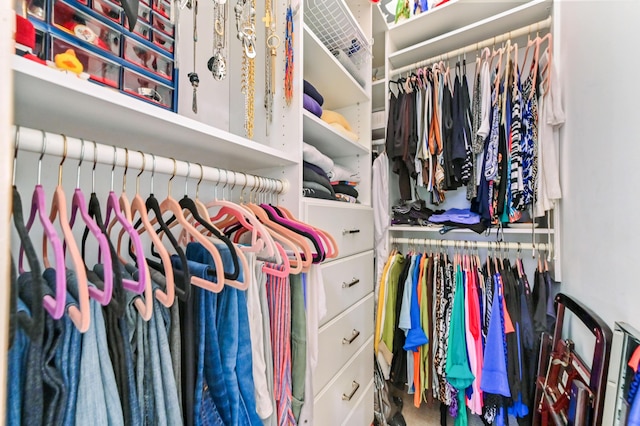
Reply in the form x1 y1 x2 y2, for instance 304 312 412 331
557 0 640 352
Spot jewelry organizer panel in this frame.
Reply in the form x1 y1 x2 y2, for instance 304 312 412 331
176 0 231 131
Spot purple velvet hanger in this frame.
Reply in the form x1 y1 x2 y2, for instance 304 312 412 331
20 186 67 319
260 203 325 262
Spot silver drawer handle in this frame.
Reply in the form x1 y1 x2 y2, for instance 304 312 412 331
342 329 360 344
342 278 360 288
342 381 360 401
342 228 360 235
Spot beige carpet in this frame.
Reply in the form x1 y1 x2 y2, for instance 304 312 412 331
399 392 486 425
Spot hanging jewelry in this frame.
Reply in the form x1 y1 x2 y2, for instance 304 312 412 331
263 0 280 135
187 0 199 112
208 0 228 80
284 0 294 105
235 0 257 138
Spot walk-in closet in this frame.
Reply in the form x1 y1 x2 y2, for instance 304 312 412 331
2 0 640 424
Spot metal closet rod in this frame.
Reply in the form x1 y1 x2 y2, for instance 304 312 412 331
390 237 551 253
391 15 552 77
12 126 290 195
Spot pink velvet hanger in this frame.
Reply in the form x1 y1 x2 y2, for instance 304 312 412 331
68 139 113 306
43 135 91 332
102 146 149 295
124 151 175 307
106 147 153 320
17 129 67 320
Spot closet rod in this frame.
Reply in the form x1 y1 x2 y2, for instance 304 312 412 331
12 126 290 194
391 15 552 77
390 237 551 253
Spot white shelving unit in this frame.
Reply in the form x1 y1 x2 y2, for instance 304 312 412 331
389 225 555 235
12 56 298 172
372 79 386 111
388 0 552 70
303 110 369 158
303 25 369 110
387 0 531 51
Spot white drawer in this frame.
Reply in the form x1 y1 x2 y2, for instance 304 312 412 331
305 203 373 260
341 379 374 426
315 294 374 394
320 250 374 325
314 337 373 426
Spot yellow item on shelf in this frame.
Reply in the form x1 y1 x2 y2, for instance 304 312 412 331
54 49 84 75
321 109 353 132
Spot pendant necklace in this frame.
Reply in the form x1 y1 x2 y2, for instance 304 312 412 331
208 0 228 80
235 0 257 138
187 0 200 113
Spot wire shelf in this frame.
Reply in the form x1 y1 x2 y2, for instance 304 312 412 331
305 0 372 74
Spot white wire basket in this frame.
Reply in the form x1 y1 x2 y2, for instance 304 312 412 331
305 0 372 73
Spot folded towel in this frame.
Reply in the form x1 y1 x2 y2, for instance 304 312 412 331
321 109 352 131
330 180 358 186
303 80 324 106
332 183 358 198
303 143 334 173
327 164 360 183
329 123 359 141
303 93 322 117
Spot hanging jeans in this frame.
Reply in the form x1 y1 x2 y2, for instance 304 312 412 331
186 242 262 426
6 299 30 426
172 257 227 426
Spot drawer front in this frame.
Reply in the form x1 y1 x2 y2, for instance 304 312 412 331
341 379 374 426
306 203 373 259
315 294 374 394
320 250 374 325
314 337 374 426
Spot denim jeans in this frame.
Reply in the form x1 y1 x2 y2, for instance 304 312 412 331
95 263 142 426
75 297 125 425
48 269 82 426
186 243 262 426
172 257 226 426
6 299 29 426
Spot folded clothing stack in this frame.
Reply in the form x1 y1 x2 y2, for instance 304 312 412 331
302 142 361 203
304 80 324 118
332 181 358 203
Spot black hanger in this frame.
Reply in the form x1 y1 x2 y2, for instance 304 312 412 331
262 205 325 263
81 142 125 315
162 164 240 281
12 186 46 341
131 154 191 301
11 129 46 341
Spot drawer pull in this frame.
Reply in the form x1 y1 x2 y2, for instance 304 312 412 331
342 278 360 288
342 329 360 345
342 381 360 401
342 228 361 235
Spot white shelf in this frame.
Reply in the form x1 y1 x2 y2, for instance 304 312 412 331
389 0 552 70
12 56 298 171
302 110 369 158
389 225 554 235
303 25 369 110
387 0 532 52
303 197 372 210
372 79 386 110
373 3 389 36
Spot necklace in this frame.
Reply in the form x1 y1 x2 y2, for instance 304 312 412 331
208 0 228 80
263 0 280 134
284 0 294 105
187 0 200 113
235 0 257 138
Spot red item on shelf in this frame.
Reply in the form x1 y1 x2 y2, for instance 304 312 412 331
15 15 46 65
